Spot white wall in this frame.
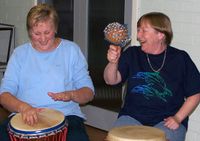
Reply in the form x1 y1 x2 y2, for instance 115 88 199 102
136 0 200 141
0 0 36 46
138 0 200 71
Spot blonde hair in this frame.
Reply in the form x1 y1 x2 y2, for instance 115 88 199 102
137 12 173 45
26 3 59 37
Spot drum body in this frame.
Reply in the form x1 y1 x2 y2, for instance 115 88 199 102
106 125 166 141
8 108 67 141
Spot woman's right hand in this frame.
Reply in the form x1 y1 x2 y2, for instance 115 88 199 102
107 45 121 64
19 104 43 126
104 45 122 85
0 93 42 126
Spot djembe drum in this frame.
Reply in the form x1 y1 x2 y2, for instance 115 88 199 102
104 22 131 47
8 108 67 141
106 125 167 141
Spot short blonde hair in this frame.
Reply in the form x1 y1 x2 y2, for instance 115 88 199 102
137 12 173 45
26 3 59 37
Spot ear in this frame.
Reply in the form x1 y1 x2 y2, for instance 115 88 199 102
158 32 165 40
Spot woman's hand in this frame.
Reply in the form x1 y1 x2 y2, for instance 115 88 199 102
104 45 122 85
107 45 121 64
19 105 43 126
164 116 180 130
48 88 94 104
48 91 73 102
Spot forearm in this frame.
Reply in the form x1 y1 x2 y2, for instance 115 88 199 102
71 87 94 105
104 62 121 85
0 92 31 113
175 93 200 123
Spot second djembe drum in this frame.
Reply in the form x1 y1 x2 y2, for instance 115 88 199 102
106 125 167 141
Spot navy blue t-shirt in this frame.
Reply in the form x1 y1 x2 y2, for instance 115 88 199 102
118 46 200 129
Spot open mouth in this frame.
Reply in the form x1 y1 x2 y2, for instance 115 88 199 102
39 42 48 46
138 39 146 44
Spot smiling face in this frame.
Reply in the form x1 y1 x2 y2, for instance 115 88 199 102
136 12 173 54
137 22 165 53
29 19 56 52
26 4 59 52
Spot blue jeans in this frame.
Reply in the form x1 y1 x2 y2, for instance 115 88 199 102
0 115 89 141
112 115 186 141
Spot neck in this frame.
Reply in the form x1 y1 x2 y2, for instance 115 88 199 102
146 48 167 72
143 44 167 55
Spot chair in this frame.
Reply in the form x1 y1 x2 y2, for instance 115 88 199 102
0 24 15 73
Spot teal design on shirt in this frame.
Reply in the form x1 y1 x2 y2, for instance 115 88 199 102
131 72 172 102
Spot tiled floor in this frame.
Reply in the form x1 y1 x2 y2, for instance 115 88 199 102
85 125 108 141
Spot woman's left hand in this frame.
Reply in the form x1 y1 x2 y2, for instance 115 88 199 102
164 116 180 130
48 91 73 102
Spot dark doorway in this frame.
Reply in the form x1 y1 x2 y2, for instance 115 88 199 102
53 0 74 41
87 0 124 112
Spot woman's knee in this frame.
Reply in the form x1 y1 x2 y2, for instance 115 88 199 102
154 121 186 141
112 115 142 128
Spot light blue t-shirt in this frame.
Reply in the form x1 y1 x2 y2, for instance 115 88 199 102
0 39 94 119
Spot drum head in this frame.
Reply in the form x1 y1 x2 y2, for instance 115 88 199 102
9 108 65 134
107 125 166 141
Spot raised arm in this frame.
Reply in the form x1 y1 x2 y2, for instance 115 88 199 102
104 45 122 85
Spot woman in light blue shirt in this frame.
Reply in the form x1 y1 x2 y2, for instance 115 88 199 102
0 4 94 141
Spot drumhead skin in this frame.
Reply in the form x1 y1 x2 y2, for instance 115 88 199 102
106 126 166 141
9 108 66 136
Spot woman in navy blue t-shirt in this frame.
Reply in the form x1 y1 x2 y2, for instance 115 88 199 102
104 12 200 141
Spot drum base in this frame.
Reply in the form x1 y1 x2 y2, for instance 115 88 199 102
9 127 67 141
8 108 68 141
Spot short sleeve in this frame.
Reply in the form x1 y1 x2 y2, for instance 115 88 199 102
183 52 200 97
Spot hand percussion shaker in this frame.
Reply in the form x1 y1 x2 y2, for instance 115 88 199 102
104 22 131 47
106 125 167 141
8 108 68 141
